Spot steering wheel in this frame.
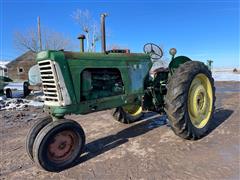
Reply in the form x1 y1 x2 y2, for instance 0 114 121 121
143 43 163 61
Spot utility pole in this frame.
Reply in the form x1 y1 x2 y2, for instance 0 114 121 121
37 16 42 51
101 13 108 53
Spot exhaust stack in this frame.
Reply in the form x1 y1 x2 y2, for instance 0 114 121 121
77 34 85 52
101 13 108 53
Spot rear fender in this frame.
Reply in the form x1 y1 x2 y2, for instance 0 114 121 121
168 56 191 74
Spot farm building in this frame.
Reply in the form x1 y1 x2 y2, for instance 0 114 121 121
0 62 8 77
6 51 36 81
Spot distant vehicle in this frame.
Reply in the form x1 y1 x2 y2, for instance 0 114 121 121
3 81 31 98
0 76 12 95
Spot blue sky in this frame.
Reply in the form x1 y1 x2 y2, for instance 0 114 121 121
0 0 239 67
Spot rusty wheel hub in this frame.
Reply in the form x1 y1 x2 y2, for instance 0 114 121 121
47 130 78 162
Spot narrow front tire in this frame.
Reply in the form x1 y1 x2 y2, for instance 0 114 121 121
33 119 85 172
25 116 52 161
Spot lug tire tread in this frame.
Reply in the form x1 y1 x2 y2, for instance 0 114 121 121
165 61 216 140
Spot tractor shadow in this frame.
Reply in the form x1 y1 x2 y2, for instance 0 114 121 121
75 112 167 165
72 108 233 169
207 108 233 135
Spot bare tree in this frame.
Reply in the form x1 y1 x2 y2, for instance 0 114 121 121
71 9 100 52
14 28 39 52
91 21 101 52
43 28 72 50
14 27 73 52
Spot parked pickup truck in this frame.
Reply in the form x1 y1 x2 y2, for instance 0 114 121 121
0 76 12 96
4 81 31 98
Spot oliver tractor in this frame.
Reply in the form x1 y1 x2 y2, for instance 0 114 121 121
25 14 215 172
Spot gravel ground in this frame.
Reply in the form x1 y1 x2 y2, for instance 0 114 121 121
0 81 239 180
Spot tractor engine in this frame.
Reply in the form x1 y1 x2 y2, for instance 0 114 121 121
81 68 124 101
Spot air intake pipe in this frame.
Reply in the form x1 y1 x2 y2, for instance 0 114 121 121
77 34 85 52
101 13 108 53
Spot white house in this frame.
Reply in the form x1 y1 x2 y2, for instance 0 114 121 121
0 62 8 77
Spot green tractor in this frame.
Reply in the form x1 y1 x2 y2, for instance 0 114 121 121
26 14 215 172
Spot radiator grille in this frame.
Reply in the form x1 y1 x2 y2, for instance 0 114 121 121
38 60 61 104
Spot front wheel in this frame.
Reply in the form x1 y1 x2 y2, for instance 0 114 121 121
165 61 215 140
33 119 85 172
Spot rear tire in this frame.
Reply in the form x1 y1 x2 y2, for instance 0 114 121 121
33 119 85 172
112 105 143 124
165 61 215 140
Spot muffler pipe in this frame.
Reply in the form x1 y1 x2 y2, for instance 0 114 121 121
77 34 85 52
101 13 108 53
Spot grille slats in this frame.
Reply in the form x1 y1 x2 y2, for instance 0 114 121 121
39 65 52 68
44 92 58 95
38 60 61 105
42 80 55 83
40 69 52 74
41 74 54 77
42 82 57 86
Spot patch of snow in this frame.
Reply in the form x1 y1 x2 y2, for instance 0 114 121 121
27 100 44 107
0 95 6 101
0 97 44 111
213 68 240 72
212 71 240 81
0 61 9 68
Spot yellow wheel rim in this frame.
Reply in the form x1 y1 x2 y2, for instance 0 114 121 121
188 73 213 128
122 104 142 116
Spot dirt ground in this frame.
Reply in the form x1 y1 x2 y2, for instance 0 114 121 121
0 81 239 180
